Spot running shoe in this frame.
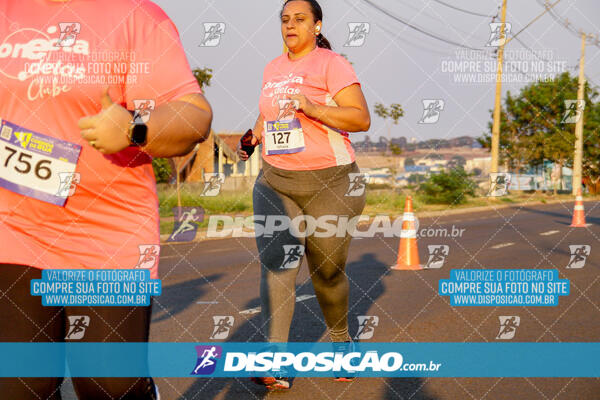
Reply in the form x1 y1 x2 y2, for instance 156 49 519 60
250 376 290 390
250 344 291 390
333 340 358 382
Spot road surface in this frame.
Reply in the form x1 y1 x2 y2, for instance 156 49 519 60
63 200 600 399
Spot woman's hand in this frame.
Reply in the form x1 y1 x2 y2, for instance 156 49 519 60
287 85 370 132
237 133 259 161
238 114 265 161
288 94 317 119
78 88 132 154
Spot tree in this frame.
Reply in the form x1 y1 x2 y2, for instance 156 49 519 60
192 67 213 89
419 167 477 205
452 155 466 166
390 104 403 120
152 158 173 183
374 102 404 153
479 72 600 194
390 143 402 155
407 173 425 184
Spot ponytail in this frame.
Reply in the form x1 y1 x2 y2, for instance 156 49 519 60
282 0 332 49
316 33 332 50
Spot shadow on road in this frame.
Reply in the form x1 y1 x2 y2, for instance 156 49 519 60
179 253 434 399
517 205 600 225
152 274 224 323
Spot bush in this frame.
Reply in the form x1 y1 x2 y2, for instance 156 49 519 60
418 167 476 204
152 158 173 183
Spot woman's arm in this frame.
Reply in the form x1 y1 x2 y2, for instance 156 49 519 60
144 93 213 157
78 90 213 157
252 113 264 142
289 83 370 132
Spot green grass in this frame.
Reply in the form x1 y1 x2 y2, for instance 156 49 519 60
157 184 598 234
158 184 252 217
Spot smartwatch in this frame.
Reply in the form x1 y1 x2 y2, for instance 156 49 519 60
127 110 148 147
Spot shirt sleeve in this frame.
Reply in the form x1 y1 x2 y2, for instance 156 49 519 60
326 53 360 98
124 5 201 108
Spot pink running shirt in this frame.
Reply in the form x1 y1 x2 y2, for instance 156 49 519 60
259 47 361 171
0 0 201 279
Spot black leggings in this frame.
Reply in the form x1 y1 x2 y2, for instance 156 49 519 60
253 162 366 343
0 264 156 400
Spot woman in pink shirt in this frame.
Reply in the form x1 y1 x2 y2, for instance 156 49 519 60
0 0 212 398
239 0 371 390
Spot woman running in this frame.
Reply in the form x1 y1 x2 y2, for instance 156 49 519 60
238 0 370 390
0 0 212 398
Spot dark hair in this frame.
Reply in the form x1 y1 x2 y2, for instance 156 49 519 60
281 0 332 50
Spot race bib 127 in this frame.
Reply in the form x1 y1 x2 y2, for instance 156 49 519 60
264 119 305 155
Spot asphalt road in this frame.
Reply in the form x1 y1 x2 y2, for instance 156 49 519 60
64 200 600 399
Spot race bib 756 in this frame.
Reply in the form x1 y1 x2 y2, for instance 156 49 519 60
0 118 81 206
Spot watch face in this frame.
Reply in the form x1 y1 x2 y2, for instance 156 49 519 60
131 123 148 146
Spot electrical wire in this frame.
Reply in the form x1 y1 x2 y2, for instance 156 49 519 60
360 0 485 50
430 0 498 18
535 0 600 49
344 0 458 56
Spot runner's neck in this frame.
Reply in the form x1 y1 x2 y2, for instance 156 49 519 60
287 44 318 61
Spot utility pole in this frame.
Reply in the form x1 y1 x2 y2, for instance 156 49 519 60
490 0 508 174
572 32 587 195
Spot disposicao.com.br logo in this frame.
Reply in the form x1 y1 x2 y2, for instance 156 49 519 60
189 344 442 377
206 215 465 239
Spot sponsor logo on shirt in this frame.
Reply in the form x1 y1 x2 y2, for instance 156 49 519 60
0 25 89 101
262 73 304 100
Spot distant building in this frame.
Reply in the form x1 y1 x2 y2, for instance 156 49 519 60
404 165 430 173
353 135 477 153
173 131 261 183
415 158 448 168
465 157 491 175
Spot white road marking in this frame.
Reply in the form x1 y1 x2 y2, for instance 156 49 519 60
296 294 317 302
239 295 317 315
540 230 560 236
196 301 219 304
239 307 261 315
491 242 514 249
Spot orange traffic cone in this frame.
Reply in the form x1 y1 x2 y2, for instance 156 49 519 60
391 196 421 270
570 188 587 227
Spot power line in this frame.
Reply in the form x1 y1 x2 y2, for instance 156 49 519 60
506 35 599 88
395 0 486 41
430 0 498 18
535 0 600 49
376 19 454 56
344 0 469 56
505 0 563 46
360 0 485 51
